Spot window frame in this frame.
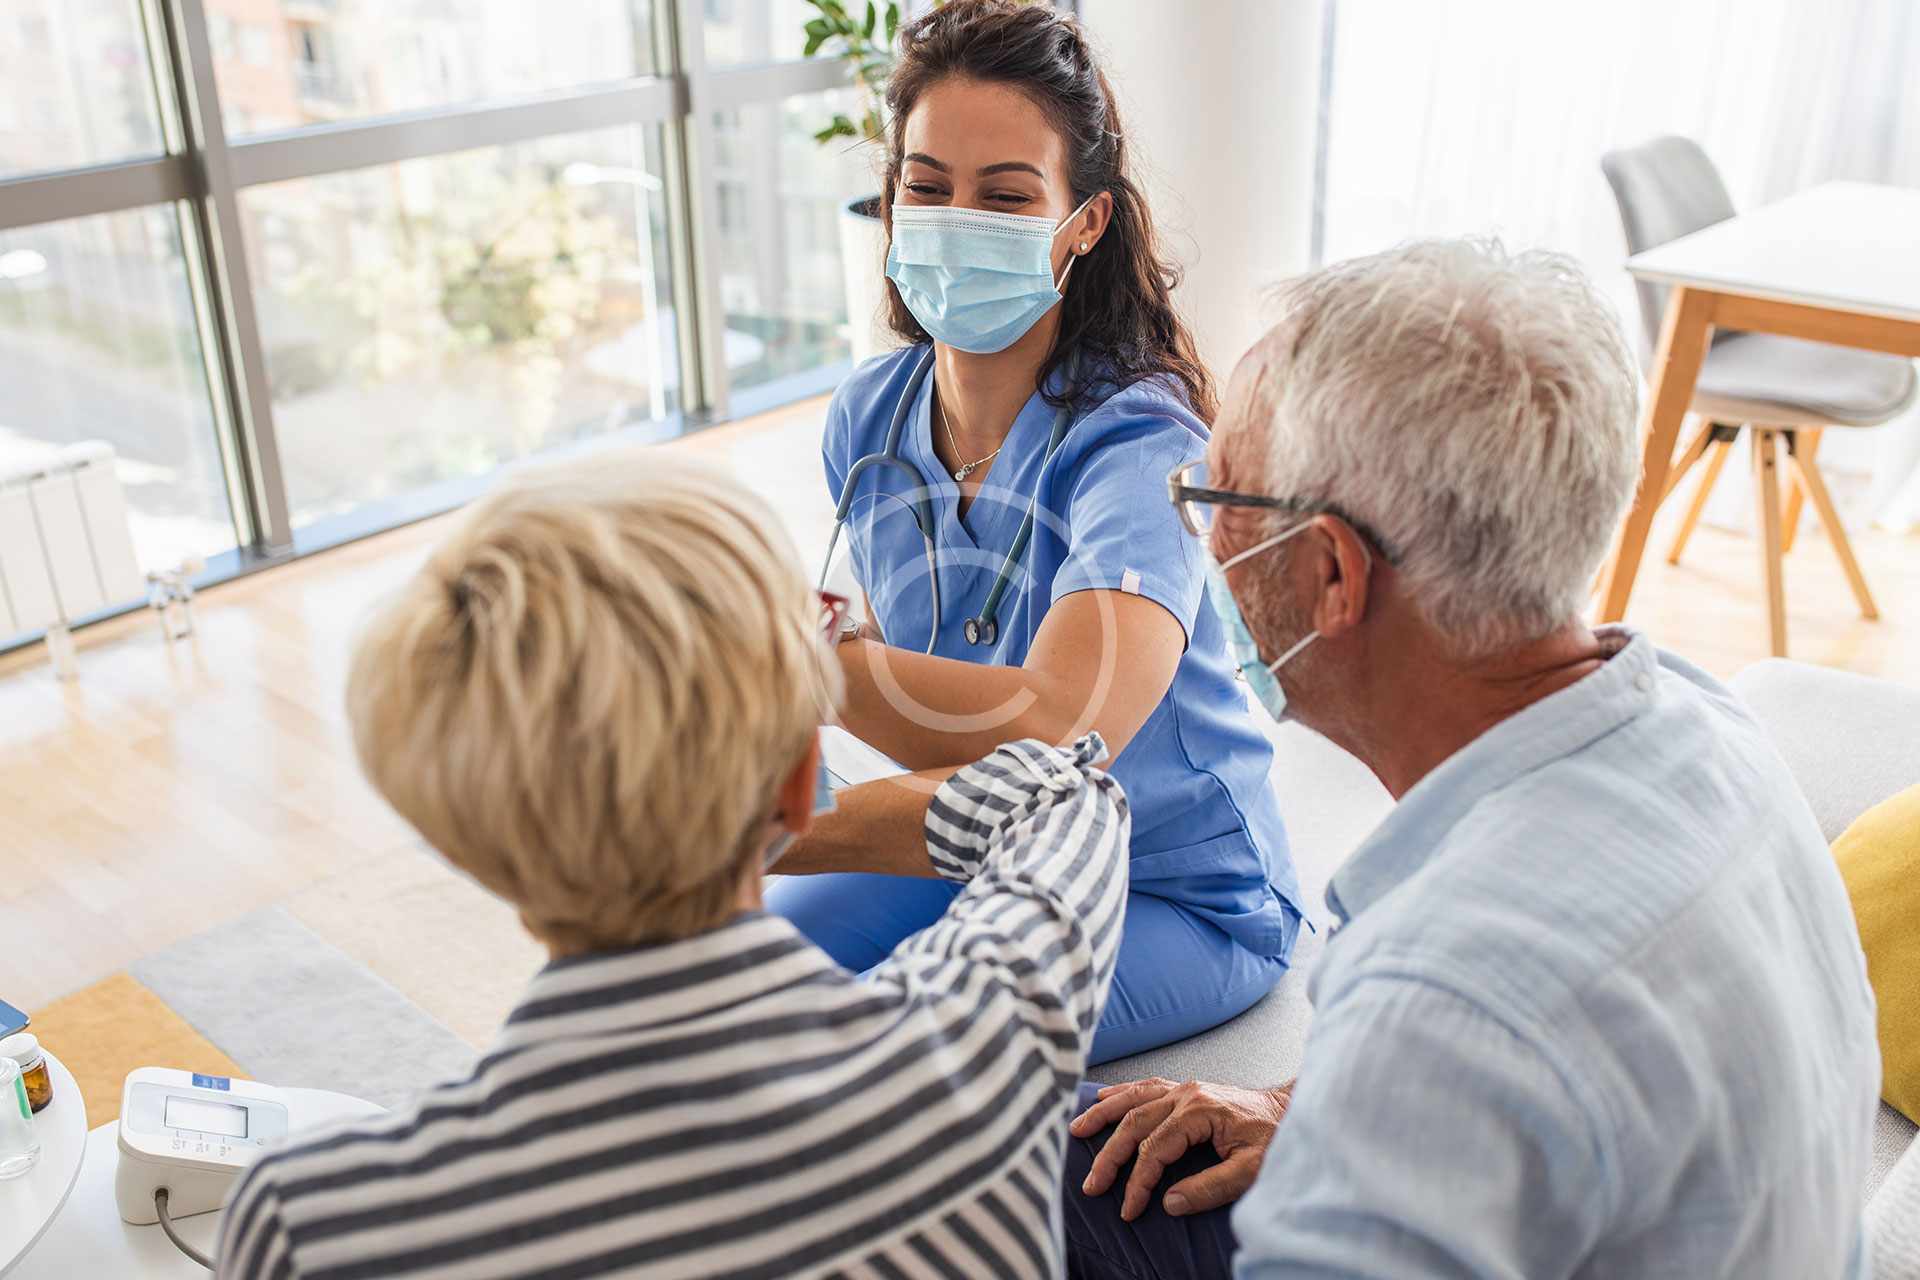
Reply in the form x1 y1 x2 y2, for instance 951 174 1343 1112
0 0 854 644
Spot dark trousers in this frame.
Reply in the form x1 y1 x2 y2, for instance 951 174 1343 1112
1061 1083 1239 1280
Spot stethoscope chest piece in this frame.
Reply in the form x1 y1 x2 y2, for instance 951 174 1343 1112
824 345 1086 653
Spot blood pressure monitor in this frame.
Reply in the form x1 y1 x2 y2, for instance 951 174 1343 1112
115 1067 292 1223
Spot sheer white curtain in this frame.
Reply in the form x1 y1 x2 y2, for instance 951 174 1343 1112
1319 0 1920 530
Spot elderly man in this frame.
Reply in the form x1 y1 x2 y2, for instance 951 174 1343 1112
1063 240 1880 1278
215 456 1131 1279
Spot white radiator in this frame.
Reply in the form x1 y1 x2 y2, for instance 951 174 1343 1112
0 442 147 642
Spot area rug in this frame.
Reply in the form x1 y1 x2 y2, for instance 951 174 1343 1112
282 844 543 1049
129 906 478 1109
20 847 542 1131
25 972 245 1124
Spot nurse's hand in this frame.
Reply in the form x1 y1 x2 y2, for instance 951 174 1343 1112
1071 1076 1293 1220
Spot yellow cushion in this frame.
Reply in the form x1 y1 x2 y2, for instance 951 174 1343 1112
1834 782 1920 1124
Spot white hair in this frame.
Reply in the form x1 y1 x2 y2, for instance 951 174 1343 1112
1243 238 1640 655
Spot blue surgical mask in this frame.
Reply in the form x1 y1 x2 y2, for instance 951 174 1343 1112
1204 522 1320 724
885 195 1097 354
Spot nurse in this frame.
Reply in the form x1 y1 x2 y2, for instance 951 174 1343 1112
769 0 1303 1064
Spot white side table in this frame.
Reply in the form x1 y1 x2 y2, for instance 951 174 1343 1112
0 1053 87 1277
13 1085 379 1279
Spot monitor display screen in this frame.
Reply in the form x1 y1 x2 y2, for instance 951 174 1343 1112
164 1094 248 1139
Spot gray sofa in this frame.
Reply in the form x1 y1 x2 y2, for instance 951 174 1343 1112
1093 659 1920 1208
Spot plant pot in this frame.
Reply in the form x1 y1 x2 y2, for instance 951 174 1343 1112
838 194 898 366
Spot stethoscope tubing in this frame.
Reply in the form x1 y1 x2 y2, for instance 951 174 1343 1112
822 346 1078 651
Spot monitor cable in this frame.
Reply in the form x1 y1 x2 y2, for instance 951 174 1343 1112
155 1187 216 1270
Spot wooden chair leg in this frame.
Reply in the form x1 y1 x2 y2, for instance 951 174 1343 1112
1666 436 1734 566
1659 418 1719 505
1781 426 1823 554
1787 440 1879 621
1598 286 1716 621
1752 431 1788 657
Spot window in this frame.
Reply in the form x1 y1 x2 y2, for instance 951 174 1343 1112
3 0 859 646
243 128 679 534
704 0 818 65
0 211 237 567
209 15 237 64
0 0 165 178
210 0 660 137
711 88 877 406
238 24 274 70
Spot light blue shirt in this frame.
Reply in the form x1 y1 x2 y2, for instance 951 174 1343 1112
1233 630 1880 1279
824 345 1301 955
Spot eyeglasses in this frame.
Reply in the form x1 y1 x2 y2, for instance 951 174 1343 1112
1166 459 1397 561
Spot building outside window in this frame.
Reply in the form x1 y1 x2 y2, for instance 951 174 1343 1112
1 0 880 647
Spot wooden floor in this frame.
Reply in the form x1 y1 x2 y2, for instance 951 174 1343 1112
1622 516 1920 685
2 393 1916 1011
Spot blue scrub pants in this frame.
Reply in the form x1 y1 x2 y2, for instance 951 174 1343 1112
765 874 1289 1064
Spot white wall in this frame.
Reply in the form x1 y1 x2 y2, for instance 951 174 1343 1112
1079 0 1324 380
1316 0 1920 529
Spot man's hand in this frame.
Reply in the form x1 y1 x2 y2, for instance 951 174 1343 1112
1071 1077 1293 1221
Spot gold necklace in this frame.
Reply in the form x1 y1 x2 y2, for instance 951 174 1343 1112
935 395 1003 482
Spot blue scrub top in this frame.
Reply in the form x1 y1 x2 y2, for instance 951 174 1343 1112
823 344 1302 957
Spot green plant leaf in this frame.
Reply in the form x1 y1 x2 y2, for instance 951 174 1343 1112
863 1 877 38
885 2 899 41
804 15 834 56
813 114 858 145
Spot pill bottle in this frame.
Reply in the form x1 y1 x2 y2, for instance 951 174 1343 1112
0 1034 51 1113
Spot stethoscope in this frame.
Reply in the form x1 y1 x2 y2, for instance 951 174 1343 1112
817 345 1081 651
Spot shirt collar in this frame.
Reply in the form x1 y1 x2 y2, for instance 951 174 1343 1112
491 912 839 1052
1325 626 1656 927
909 347 1074 478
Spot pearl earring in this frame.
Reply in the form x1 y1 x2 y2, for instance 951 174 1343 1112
1078 242 1089 252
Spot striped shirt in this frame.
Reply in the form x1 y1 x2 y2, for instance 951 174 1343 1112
217 735 1130 1279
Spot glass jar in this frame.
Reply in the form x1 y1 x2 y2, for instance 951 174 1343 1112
0 1057 40 1180
0 1033 51 1113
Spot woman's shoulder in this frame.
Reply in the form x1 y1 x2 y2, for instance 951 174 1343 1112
828 343 932 436
1068 369 1209 456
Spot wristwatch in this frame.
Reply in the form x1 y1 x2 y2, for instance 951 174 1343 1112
837 617 865 646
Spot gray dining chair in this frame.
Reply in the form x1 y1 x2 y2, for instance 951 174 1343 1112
1600 136 1918 657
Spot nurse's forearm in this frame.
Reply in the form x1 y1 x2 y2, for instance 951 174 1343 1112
773 768 960 877
834 638 1079 769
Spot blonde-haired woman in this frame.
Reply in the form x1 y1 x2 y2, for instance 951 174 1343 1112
214 452 1132 1280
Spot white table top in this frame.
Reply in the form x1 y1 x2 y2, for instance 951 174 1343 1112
12 1085 378 1279
0 1054 86 1278
1627 181 1920 324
